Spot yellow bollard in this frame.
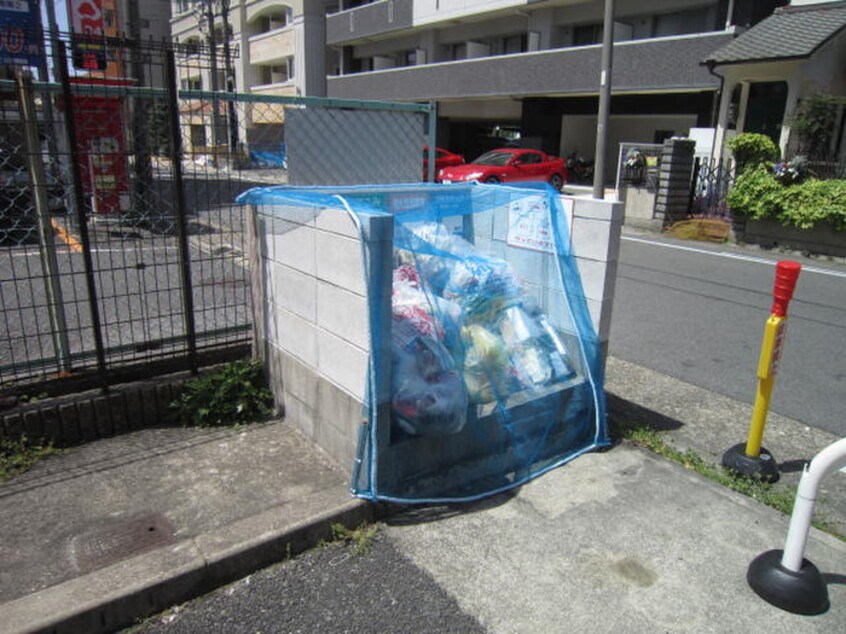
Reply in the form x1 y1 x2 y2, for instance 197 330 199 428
723 261 801 482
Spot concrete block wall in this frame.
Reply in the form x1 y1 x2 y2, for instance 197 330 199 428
248 191 623 473
249 205 393 471
654 138 696 224
567 196 624 350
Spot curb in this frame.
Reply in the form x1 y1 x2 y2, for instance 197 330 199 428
0 492 373 634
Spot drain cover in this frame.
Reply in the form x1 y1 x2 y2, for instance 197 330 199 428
71 512 175 573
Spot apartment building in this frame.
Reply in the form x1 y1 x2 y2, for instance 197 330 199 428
324 0 789 163
170 0 328 152
166 1 812 166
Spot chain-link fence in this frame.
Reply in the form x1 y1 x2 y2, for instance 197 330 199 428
0 33 432 397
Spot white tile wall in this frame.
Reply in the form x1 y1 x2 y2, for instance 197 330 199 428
315 231 366 295
276 307 318 367
272 221 317 276
274 263 317 322
317 281 369 350
317 329 369 402
316 207 360 238
570 215 617 263
257 193 622 412
571 257 612 304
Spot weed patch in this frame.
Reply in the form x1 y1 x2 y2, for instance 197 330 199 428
330 523 379 555
0 436 61 482
171 359 273 428
616 423 844 541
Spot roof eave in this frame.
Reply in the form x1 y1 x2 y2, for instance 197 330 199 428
703 53 810 67
703 21 846 69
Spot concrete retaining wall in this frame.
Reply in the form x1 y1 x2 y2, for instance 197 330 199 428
0 374 190 447
737 218 846 258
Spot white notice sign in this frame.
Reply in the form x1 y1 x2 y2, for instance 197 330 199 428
507 195 572 253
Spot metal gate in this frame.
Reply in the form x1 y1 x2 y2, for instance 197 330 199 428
689 156 735 219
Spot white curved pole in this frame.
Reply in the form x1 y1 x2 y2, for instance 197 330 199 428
781 437 846 572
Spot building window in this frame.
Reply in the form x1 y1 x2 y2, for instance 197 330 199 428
183 38 201 56
573 24 602 46
262 58 295 84
402 50 416 66
181 77 202 91
174 0 194 15
190 124 207 148
347 56 372 73
653 8 712 37
501 34 527 55
258 7 293 33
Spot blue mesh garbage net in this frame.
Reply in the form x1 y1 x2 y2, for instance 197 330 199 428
238 182 608 503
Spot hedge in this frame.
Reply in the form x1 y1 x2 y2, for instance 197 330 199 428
727 167 846 231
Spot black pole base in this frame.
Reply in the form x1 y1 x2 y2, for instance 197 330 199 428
722 443 780 482
747 549 829 615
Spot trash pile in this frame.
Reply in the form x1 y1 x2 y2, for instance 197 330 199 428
389 222 576 438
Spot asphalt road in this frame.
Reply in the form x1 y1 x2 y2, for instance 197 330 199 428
127 535 485 634
609 232 846 436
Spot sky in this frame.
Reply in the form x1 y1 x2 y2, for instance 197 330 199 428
41 1 69 33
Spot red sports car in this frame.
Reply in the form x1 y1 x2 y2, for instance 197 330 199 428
423 147 465 181
437 148 568 190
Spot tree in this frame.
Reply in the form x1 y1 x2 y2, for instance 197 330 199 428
791 93 840 160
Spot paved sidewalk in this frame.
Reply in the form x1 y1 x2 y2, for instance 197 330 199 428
386 445 846 633
605 355 846 536
0 357 844 633
0 423 371 633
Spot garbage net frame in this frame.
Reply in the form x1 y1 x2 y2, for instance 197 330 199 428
240 182 609 503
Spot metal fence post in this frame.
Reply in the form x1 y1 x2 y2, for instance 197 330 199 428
165 49 199 375
427 101 437 182
15 69 72 374
56 41 110 391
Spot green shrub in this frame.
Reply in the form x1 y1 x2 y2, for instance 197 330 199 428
726 166 785 218
780 178 846 230
791 93 840 159
727 166 846 230
727 133 780 173
172 359 274 427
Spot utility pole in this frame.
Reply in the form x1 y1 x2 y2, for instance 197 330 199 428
197 0 221 159
126 0 153 221
592 0 615 200
220 0 239 162
39 0 65 192
43 0 63 82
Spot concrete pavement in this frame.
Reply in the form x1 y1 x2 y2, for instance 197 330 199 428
1 356 845 633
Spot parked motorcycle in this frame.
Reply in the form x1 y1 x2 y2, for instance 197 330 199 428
566 152 594 183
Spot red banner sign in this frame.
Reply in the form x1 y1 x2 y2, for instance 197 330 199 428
68 0 106 70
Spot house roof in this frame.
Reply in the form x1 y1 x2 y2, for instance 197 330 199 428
705 1 846 66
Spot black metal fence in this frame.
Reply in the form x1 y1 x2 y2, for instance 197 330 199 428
688 156 735 219
1 37 252 398
1 32 432 399
805 156 846 180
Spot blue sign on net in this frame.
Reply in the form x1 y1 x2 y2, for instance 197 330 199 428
0 0 41 67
